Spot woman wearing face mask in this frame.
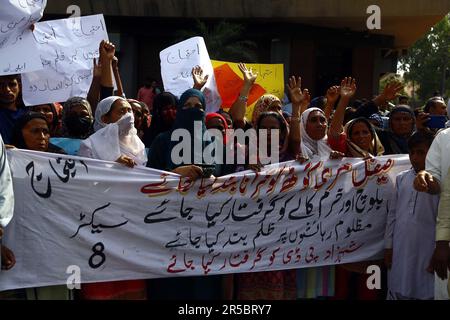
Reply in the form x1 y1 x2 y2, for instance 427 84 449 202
79 96 147 168
50 97 94 155
147 88 216 180
143 92 178 148
147 89 222 300
77 96 147 300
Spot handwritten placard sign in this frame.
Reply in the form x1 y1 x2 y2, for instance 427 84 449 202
0 0 47 75
20 14 109 106
160 37 222 113
0 149 410 291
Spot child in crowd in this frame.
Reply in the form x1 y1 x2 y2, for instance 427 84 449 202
384 131 439 299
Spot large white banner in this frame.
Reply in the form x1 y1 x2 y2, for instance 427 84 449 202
21 14 109 106
160 37 222 113
0 149 410 291
0 0 46 75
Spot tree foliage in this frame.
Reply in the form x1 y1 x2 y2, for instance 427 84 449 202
399 15 450 103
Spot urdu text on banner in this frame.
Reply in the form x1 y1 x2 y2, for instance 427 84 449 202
0 149 410 291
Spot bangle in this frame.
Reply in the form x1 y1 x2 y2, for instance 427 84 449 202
238 95 248 102
291 116 300 121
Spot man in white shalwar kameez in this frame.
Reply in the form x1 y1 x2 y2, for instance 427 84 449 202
414 103 450 299
0 134 15 270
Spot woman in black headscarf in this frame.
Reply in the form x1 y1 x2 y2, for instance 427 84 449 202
50 97 94 155
147 88 215 179
30 103 60 137
377 105 416 154
146 89 221 300
143 92 178 147
12 111 65 154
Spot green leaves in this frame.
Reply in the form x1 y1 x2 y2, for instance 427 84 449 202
399 15 450 103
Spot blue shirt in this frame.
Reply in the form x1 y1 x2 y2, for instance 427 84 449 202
49 138 82 156
0 107 27 144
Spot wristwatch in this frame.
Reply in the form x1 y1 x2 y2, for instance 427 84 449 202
238 95 248 102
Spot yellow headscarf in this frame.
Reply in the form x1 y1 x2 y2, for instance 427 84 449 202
344 118 384 157
251 94 281 127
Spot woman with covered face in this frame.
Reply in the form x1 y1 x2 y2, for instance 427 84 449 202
143 92 178 148
49 97 94 155
147 88 217 180
146 89 222 299
77 96 147 300
78 96 147 168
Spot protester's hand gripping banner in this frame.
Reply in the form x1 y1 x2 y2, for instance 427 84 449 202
0 149 410 291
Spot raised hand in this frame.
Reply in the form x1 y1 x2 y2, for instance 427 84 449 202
382 82 404 101
238 62 257 85
287 76 308 106
339 77 357 99
326 85 340 105
301 88 311 108
192 65 209 90
100 40 116 61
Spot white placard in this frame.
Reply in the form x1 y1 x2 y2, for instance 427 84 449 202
21 14 109 106
160 37 222 113
0 0 47 75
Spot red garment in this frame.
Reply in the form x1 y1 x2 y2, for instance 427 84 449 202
327 132 347 154
80 280 147 300
137 87 156 109
205 112 229 145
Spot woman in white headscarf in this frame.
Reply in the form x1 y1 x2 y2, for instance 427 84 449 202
78 96 147 167
299 107 344 159
78 96 148 300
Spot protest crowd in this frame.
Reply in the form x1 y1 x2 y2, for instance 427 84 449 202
1 4 450 301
